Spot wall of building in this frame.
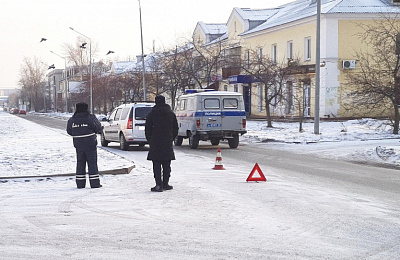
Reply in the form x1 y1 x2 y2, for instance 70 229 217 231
336 19 389 118
241 20 317 118
227 12 245 42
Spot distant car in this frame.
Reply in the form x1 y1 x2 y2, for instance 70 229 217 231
11 108 19 114
19 110 26 115
101 102 155 150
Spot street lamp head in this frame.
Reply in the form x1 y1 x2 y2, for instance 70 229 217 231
48 64 55 70
40 38 47 43
80 42 87 49
106 50 115 55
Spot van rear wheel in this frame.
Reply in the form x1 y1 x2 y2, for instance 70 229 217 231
228 134 239 148
210 138 220 145
189 134 199 149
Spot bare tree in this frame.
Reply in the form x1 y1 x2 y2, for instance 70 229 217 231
62 37 99 73
18 57 46 111
160 44 193 109
344 16 400 134
241 48 286 127
185 39 225 90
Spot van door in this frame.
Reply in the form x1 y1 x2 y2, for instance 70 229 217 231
221 96 243 131
202 97 222 131
106 108 123 141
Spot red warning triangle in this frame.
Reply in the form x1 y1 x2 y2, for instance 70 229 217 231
246 163 267 182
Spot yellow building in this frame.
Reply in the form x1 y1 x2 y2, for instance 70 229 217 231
193 0 400 119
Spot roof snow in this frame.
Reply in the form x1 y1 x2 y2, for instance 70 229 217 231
240 0 400 36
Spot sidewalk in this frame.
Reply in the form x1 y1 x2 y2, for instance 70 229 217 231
0 112 134 179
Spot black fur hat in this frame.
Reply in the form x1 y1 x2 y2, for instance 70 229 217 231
155 95 165 105
75 102 88 113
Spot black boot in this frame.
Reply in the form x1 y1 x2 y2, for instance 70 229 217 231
163 175 173 190
151 185 163 192
163 184 173 190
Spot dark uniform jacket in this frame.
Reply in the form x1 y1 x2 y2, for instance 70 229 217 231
66 112 102 151
145 103 178 161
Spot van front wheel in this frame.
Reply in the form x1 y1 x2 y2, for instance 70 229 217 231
174 136 183 146
189 134 199 149
228 134 239 148
120 134 129 151
101 132 109 147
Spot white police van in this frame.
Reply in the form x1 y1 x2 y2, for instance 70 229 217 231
174 90 246 149
101 102 155 150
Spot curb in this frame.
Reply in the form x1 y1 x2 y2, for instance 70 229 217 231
0 165 135 180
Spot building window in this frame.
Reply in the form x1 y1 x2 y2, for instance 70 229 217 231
258 47 263 61
287 41 293 59
286 81 293 114
258 85 263 112
305 37 311 60
234 84 238 92
224 85 228 91
245 50 250 68
272 44 277 63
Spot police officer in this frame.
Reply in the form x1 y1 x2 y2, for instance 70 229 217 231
67 102 102 189
145 95 178 192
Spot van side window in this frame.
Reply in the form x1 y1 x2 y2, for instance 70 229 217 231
223 98 238 109
120 107 130 120
204 99 220 109
114 108 123 120
109 109 117 121
187 98 195 111
179 99 187 111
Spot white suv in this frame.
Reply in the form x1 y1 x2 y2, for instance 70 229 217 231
101 103 155 150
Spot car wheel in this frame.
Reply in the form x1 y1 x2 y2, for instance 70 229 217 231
228 134 239 148
174 136 183 146
189 134 199 149
100 131 109 147
119 133 129 151
210 138 220 145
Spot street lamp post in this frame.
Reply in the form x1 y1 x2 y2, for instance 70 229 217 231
138 0 147 101
50 51 69 113
69 27 93 113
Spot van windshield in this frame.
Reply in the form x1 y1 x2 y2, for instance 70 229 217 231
135 107 153 120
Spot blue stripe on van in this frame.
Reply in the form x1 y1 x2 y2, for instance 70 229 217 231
195 111 245 117
175 111 245 117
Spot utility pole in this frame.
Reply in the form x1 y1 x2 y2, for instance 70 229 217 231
314 0 321 134
70 27 93 113
139 0 147 101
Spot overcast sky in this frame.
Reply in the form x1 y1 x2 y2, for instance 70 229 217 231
0 0 293 90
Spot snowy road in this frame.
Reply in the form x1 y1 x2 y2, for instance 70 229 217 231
1 113 399 259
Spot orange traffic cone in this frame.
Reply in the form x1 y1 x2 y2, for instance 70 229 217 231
212 148 226 170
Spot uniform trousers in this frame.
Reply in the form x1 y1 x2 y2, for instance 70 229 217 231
76 149 101 188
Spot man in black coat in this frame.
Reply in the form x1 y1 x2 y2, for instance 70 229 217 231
66 102 102 189
145 95 179 192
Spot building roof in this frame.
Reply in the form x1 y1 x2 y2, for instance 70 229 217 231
111 61 136 74
122 52 162 73
234 7 280 22
241 0 400 36
197 22 227 35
